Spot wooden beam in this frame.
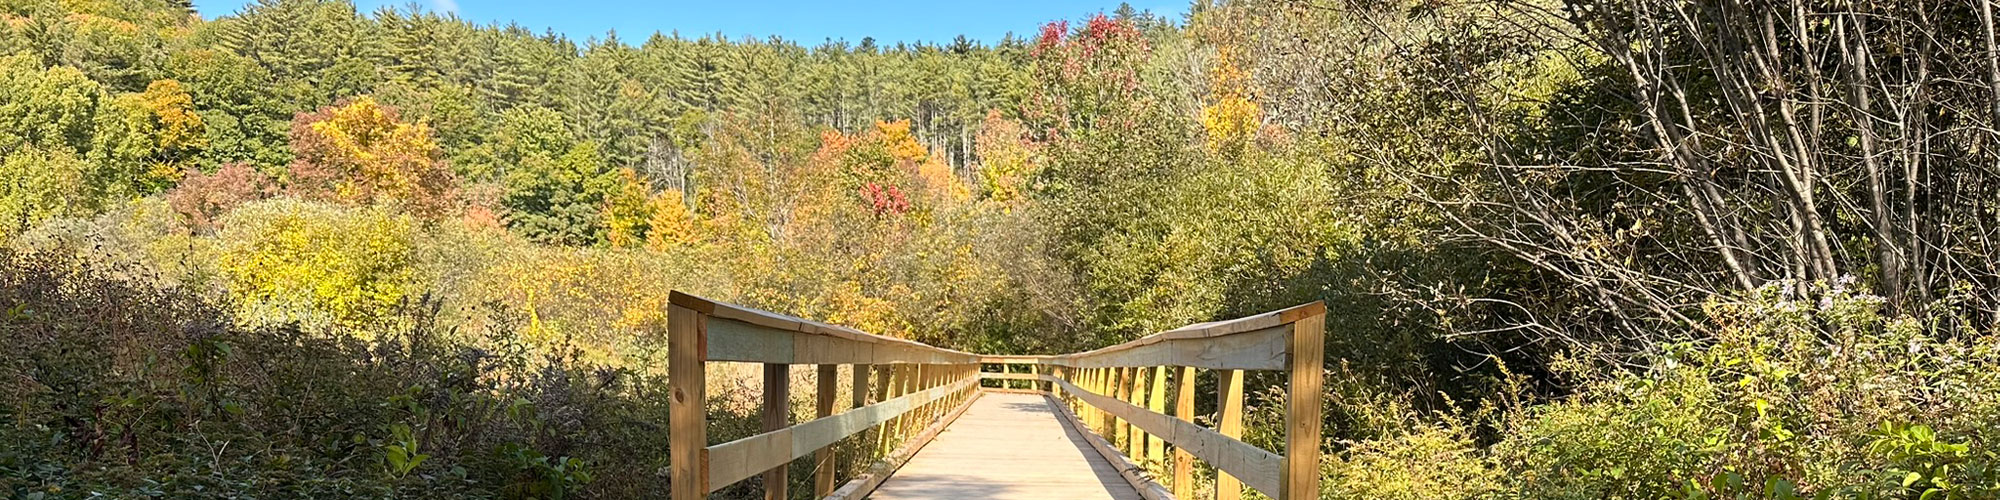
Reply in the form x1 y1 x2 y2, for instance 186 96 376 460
1049 376 1283 496
1217 369 1245 500
1047 394 1176 500
1172 365 1196 498
813 365 839 497
1057 326 1290 370
1281 319 1325 500
760 363 790 500
1126 367 1145 460
668 305 708 500
1146 365 1168 467
707 378 978 493
822 389 983 500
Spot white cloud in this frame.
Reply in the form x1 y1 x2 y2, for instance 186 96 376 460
431 0 458 14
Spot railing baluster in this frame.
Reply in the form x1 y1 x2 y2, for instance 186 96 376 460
1282 318 1326 500
1146 364 1168 468
1172 365 1196 498
850 362 871 475
761 362 790 500
667 304 706 500
814 364 838 497
1216 368 1245 500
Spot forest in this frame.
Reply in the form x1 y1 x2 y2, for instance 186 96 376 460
2 0 1998 498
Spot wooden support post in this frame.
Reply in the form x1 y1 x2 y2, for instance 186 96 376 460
1126 367 1145 459
1172 365 1196 499
668 305 707 500
1216 368 1245 500
813 364 838 497
1146 365 1168 468
850 363 870 472
874 365 898 457
1116 367 1135 453
761 363 790 500
1281 319 1325 500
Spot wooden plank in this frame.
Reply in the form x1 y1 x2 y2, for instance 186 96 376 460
824 388 985 500
1217 368 1245 500
1060 325 1287 370
1281 319 1325 500
668 305 708 500
1050 376 1283 496
979 371 1044 381
1048 393 1174 500
707 378 977 492
1125 367 1144 460
671 291 980 365
1172 366 1195 498
760 363 790 500
814 364 839 497
978 356 1043 364
1145 365 1168 467
871 393 1147 500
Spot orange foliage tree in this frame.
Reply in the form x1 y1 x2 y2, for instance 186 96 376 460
286 97 458 218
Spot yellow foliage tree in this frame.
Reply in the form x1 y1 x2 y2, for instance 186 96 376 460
1198 51 1263 151
602 167 653 248
973 110 1039 207
644 189 698 250
215 198 418 330
287 97 458 218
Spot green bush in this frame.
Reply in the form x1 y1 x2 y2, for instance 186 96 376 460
0 247 756 499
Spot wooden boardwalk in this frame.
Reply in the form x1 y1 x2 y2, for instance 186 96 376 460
668 293 1324 500
868 392 1142 500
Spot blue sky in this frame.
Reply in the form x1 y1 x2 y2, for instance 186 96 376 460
192 0 1190 45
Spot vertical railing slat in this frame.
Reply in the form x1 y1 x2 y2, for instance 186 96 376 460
760 363 790 500
1146 365 1169 467
813 364 838 497
1216 368 1245 500
1172 365 1196 498
1281 318 1325 500
668 305 707 500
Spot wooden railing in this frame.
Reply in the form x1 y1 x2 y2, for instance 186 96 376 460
984 302 1326 500
669 290 1325 500
667 292 981 500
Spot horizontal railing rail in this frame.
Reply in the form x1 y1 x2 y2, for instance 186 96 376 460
668 292 980 500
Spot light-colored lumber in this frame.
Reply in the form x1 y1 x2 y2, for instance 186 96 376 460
869 392 1144 500
705 378 976 492
668 304 707 500
1217 368 1245 500
1172 365 1195 498
1051 375 1283 496
823 390 983 500
760 363 789 500
814 364 839 497
1281 319 1325 500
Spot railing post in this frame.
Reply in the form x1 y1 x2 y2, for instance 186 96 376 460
1116 367 1136 452
1126 367 1145 459
1172 365 1196 498
850 363 870 471
668 304 707 500
1216 368 1245 500
813 364 839 497
873 365 894 458
1280 317 1325 500
761 363 790 500
1146 365 1168 468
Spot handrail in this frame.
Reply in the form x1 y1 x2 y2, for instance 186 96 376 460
980 302 1326 500
668 292 981 500
670 290 1325 500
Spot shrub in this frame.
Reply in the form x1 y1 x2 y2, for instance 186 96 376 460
214 198 419 330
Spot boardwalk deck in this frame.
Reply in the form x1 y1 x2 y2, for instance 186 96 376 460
868 392 1142 500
